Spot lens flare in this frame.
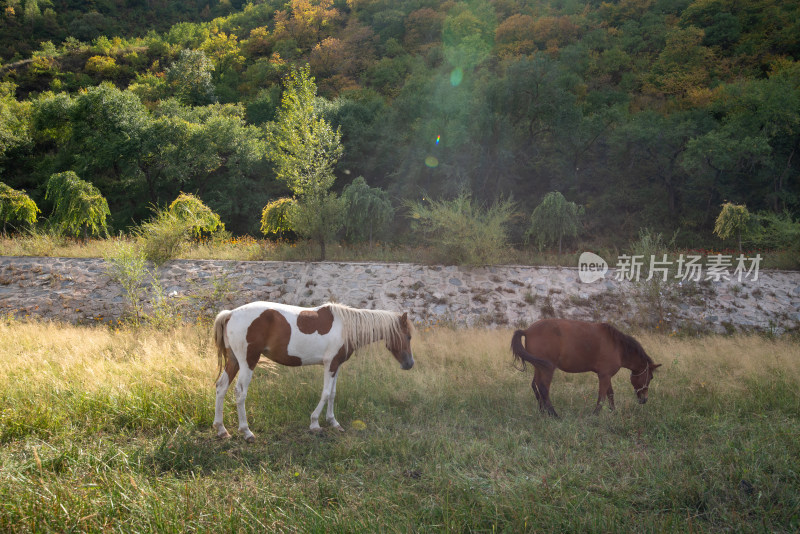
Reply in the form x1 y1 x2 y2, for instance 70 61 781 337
435 135 440 145
425 156 439 168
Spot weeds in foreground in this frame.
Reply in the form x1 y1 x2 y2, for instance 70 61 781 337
0 321 798 532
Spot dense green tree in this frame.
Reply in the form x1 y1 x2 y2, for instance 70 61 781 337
0 83 31 170
165 49 217 106
67 83 149 187
1 0 799 252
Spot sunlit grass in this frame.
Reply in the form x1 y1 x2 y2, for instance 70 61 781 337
0 319 798 531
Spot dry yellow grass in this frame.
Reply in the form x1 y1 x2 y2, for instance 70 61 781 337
2 320 796 406
0 319 216 396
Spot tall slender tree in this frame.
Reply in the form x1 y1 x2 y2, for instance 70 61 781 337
267 64 344 259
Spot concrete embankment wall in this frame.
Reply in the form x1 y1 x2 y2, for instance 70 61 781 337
1 256 799 334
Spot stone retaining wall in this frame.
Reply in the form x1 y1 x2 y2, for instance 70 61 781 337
1 256 799 334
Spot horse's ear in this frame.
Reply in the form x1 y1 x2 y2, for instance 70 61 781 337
653 363 662 370
401 312 408 324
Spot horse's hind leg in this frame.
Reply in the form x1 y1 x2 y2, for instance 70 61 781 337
213 349 239 439
233 365 257 443
534 370 559 418
531 376 543 411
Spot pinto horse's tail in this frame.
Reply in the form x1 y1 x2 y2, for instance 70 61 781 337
213 310 233 383
511 330 555 371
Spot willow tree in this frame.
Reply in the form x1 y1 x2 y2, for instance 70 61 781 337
45 171 110 238
341 176 393 247
260 197 296 240
714 202 750 252
0 182 39 234
267 64 344 259
526 191 584 255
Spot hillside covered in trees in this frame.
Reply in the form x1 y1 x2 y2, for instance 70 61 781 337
1 0 799 248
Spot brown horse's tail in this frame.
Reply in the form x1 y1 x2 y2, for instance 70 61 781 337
213 310 233 383
511 330 555 371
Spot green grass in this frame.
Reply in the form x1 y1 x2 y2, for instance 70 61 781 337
0 321 798 532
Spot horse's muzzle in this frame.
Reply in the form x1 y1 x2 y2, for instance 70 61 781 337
401 354 414 370
638 397 648 404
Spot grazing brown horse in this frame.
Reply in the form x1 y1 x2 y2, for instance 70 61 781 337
511 319 661 417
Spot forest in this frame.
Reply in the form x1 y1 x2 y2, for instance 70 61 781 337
1 0 799 251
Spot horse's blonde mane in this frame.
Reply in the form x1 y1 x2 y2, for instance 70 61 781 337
327 302 412 352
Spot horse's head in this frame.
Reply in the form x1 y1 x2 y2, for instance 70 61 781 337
631 362 661 403
387 312 414 370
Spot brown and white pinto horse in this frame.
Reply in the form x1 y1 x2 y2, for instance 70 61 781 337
511 319 661 417
213 301 414 441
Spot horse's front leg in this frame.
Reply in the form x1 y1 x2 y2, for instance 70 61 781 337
593 374 612 415
310 362 336 432
326 371 345 431
234 366 256 442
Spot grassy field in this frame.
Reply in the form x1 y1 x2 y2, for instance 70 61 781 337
0 319 798 532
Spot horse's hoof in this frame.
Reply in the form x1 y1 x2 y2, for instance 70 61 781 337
333 424 345 433
309 426 323 434
244 435 256 443
213 423 231 439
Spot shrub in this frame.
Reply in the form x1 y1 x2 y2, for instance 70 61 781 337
168 192 224 239
104 239 182 328
406 191 516 265
135 209 192 266
104 240 149 325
